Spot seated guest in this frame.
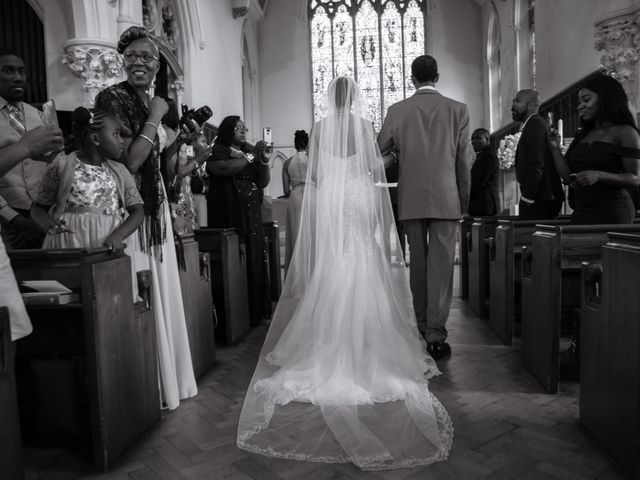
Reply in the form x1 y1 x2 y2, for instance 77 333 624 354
206 116 271 325
282 130 311 270
31 107 144 254
0 49 53 248
549 74 640 224
0 121 63 342
468 128 500 216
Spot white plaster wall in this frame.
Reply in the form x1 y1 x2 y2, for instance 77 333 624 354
185 0 247 129
428 0 485 130
258 0 313 148
258 0 485 140
534 0 606 100
43 0 85 111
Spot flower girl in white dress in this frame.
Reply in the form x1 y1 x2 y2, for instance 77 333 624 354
31 107 143 254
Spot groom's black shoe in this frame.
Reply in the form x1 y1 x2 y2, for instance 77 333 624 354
427 342 451 360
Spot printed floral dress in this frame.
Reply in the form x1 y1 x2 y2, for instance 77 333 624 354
37 152 142 249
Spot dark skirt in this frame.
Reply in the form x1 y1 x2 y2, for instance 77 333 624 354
570 193 635 225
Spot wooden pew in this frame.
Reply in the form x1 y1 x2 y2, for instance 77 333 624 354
178 234 215 379
488 218 570 344
468 216 516 318
469 215 569 319
263 221 282 302
580 233 640 479
195 228 250 345
10 248 159 471
0 307 23 480
458 216 475 300
520 224 640 393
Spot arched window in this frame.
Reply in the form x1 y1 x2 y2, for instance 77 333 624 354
486 2 501 131
309 0 426 129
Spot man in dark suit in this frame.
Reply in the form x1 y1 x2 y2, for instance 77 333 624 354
378 55 471 360
468 128 500 216
511 89 564 220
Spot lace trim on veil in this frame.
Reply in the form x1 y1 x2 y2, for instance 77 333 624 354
237 388 454 471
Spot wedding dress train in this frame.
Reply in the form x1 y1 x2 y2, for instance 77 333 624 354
236 77 453 470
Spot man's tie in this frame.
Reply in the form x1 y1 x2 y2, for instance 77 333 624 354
7 103 26 136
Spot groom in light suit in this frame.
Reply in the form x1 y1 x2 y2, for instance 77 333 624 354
378 55 471 359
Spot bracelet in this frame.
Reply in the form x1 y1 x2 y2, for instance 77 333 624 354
144 121 158 130
139 134 155 145
46 224 62 235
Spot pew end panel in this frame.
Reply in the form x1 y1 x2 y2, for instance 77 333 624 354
489 218 572 346
9 248 160 471
489 221 515 345
521 230 562 394
522 224 640 395
0 307 24 480
263 221 282 302
178 234 216 379
195 228 250 345
469 218 499 319
459 217 473 300
580 234 640 479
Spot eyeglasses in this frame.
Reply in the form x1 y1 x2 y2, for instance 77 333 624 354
235 125 248 133
123 52 159 64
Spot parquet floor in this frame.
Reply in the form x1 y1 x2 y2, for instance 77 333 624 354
23 267 627 480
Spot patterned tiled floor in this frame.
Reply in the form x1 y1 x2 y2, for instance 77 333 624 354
23 267 627 480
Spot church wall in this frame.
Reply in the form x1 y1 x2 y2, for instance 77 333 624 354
258 0 486 143
258 0 313 148
427 0 485 130
186 0 247 128
42 0 88 111
534 0 607 101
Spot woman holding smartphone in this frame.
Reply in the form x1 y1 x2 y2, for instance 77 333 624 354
206 116 272 325
549 73 640 224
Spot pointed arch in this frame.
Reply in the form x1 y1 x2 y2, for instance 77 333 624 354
486 1 502 131
242 19 260 142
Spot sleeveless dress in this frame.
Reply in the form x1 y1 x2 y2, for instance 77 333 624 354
285 151 313 269
566 141 639 224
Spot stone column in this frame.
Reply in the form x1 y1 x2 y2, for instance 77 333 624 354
594 5 640 113
118 0 143 37
62 40 125 107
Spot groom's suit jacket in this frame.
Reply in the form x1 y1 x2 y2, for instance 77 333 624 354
378 88 472 220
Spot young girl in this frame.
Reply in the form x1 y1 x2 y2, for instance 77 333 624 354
31 107 144 254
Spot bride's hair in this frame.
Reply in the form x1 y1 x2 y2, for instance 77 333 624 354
328 76 356 112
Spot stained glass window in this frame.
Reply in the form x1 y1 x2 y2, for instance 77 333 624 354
309 0 427 130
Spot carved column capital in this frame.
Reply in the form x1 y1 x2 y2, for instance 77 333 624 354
594 6 640 93
62 40 125 107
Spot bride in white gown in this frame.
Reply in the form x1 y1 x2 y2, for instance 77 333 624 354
236 76 453 470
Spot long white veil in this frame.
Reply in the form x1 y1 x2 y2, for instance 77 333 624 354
237 77 453 470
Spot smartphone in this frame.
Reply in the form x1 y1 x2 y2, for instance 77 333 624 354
42 99 59 129
262 127 272 144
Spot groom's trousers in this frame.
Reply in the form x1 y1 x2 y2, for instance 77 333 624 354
403 218 458 344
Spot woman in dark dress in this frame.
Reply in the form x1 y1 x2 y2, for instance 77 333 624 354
550 74 640 224
206 116 271 325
